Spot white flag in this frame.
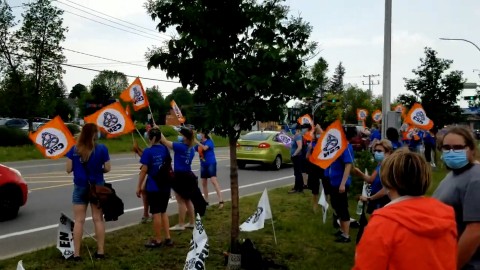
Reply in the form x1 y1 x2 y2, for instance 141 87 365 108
364 169 372 196
184 214 209 270
318 188 329 224
17 260 25 270
240 188 272 232
57 213 75 259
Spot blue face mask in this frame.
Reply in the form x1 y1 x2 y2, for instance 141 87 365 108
196 134 202 141
442 150 468 169
177 135 184 142
374 151 385 162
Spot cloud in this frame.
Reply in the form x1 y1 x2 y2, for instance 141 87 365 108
318 37 369 49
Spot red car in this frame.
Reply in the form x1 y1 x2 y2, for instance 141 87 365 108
344 124 370 151
0 164 28 221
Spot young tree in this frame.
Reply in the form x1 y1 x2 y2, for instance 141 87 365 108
304 57 328 119
91 70 128 97
69 83 88 99
329 62 345 93
395 93 418 110
145 0 316 258
404 47 465 128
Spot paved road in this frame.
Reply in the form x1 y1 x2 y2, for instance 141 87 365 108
0 148 294 259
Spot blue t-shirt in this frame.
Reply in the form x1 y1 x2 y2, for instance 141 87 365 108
290 134 303 156
370 129 381 141
325 144 354 187
140 144 170 192
370 164 383 195
424 132 435 146
172 142 195 172
66 144 110 187
194 139 216 165
390 140 403 151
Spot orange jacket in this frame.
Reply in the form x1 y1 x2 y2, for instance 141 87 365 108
353 197 457 270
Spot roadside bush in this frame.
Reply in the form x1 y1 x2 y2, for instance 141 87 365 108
66 124 80 136
0 127 32 147
350 150 376 197
135 122 146 135
160 125 178 137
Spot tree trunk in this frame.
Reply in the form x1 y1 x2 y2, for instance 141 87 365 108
228 134 241 269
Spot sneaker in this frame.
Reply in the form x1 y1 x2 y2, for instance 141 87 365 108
333 230 344 237
169 224 185 231
288 189 303 194
141 216 150 224
72 256 81 262
219 201 224 209
335 234 351 243
185 223 194 229
164 238 174 247
144 239 162 248
94 252 105 259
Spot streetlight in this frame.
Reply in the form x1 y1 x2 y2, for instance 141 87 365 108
439 38 480 54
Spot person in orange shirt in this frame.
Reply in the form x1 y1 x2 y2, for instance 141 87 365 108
353 149 457 270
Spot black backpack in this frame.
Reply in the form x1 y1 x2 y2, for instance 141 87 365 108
241 239 263 270
152 152 174 187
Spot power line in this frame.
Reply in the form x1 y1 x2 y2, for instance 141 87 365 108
59 0 170 38
61 9 164 42
55 0 164 38
63 48 147 68
362 74 381 92
69 61 147 66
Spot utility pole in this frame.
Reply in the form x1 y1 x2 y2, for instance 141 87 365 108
362 74 381 92
382 0 392 139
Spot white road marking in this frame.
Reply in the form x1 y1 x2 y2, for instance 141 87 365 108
0 175 293 240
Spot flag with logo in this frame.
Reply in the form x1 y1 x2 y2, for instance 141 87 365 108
184 214 209 270
393 104 406 117
57 212 75 259
120 77 149 111
405 103 434 130
29 116 76 159
298 114 314 141
240 188 272 232
318 188 329 224
372 110 382 122
309 120 348 169
170 100 186 124
357 109 368 121
276 133 292 147
84 102 135 138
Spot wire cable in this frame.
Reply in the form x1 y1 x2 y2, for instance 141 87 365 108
63 48 147 67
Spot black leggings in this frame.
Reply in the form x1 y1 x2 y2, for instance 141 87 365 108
330 187 350 222
424 144 432 162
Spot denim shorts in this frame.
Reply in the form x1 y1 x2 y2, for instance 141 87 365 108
72 183 104 205
200 163 217 179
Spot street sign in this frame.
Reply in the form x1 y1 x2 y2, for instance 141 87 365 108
463 83 478 89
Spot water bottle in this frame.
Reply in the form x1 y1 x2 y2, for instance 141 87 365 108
356 200 364 216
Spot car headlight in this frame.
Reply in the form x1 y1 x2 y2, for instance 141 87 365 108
8 167 22 177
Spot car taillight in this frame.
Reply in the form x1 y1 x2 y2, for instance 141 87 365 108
258 143 270 148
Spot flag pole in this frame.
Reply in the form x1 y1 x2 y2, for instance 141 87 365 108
148 105 156 126
271 215 278 245
135 128 149 146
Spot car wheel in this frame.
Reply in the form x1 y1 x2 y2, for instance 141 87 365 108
0 186 21 221
272 155 282 170
237 161 246 169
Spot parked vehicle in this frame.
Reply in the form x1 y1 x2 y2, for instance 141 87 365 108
0 118 10 126
236 131 292 170
0 164 28 221
344 124 370 151
4 118 28 129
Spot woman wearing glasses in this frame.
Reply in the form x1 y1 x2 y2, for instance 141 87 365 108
433 126 480 270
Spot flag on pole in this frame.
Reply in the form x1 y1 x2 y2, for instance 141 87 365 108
120 77 149 111
318 188 329 224
405 103 434 130
170 100 186 124
357 109 368 121
372 110 382 122
240 188 272 232
308 120 348 169
29 116 76 159
84 102 135 138
57 213 75 259
184 214 209 270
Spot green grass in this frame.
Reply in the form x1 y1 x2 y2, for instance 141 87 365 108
0 167 448 270
0 130 229 162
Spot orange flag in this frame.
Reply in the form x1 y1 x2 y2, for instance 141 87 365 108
405 103 434 130
372 110 382 122
357 109 368 121
297 114 314 141
29 116 75 159
393 104 405 116
170 100 185 124
120 77 149 111
84 102 135 138
309 120 348 169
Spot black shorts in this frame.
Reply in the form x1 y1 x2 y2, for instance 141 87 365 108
330 187 350 221
146 191 170 214
321 177 332 196
307 162 324 195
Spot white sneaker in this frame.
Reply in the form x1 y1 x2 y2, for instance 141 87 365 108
185 223 194 229
169 224 185 231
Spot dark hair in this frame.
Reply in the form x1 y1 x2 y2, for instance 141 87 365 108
76 123 98 162
386 127 399 142
201 129 210 139
148 127 162 143
300 123 312 130
179 127 194 146
380 148 431 196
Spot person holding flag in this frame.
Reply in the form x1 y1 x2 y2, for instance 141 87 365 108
288 124 310 194
328 127 355 243
65 123 111 260
305 125 326 212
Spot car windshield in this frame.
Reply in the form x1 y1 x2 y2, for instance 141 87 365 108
241 132 272 141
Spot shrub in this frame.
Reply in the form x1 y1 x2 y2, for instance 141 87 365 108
135 122 146 135
66 124 80 136
160 125 178 137
0 127 32 147
350 150 377 197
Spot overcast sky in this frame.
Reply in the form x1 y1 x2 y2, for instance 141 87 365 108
11 0 480 107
